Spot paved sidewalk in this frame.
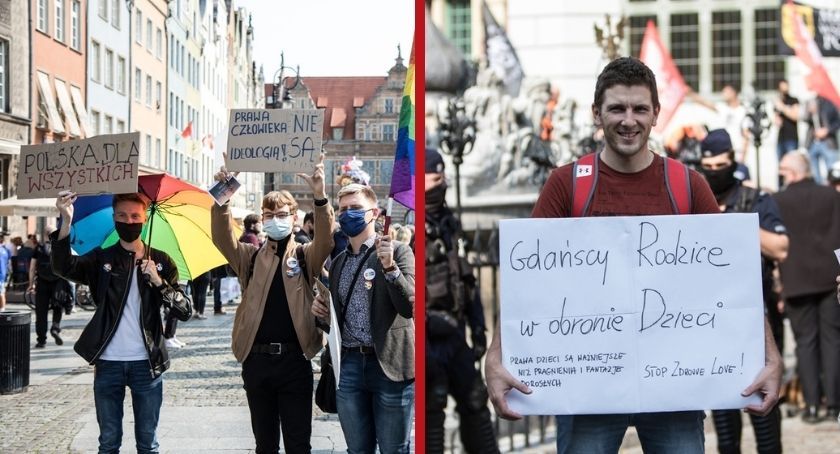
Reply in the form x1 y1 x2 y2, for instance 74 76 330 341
0 300 347 453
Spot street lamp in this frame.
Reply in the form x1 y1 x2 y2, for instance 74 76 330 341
271 52 301 109
438 98 475 219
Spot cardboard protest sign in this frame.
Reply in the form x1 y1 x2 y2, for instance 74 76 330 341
17 132 140 199
226 109 323 172
500 214 765 415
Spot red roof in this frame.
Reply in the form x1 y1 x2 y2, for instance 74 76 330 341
264 76 384 140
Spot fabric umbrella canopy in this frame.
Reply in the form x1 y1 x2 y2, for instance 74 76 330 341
69 173 239 280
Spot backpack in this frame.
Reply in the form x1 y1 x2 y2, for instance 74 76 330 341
571 152 692 217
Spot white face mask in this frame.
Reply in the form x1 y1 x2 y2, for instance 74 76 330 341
263 217 292 240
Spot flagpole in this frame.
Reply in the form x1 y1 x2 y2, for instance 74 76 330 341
383 197 393 235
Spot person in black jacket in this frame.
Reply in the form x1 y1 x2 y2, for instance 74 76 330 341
51 191 192 453
775 150 840 423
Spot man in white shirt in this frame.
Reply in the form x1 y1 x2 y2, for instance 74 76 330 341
51 191 192 454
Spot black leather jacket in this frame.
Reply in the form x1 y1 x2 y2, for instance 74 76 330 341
51 232 192 378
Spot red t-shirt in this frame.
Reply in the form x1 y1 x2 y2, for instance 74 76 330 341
532 154 719 218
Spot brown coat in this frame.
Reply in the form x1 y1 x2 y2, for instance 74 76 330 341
211 202 334 362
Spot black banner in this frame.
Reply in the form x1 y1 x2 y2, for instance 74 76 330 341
779 1 840 57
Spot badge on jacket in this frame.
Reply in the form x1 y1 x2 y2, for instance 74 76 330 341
103 263 112 272
363 268 375 290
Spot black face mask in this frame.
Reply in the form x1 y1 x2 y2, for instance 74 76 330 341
701 162 739 196
425 184 447 213
114 221 143 242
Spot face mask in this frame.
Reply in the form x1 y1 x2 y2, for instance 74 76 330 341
425 183 447 213
114 221 143 243
701 162 739 196
263 218 292 240
339 209 373 238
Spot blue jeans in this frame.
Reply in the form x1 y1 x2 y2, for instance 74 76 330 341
555 411 705 454
777 139 798 162
808 140 839 184
336 351 414 454
94 360 163 454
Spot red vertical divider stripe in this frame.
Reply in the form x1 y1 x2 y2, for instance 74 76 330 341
414 0 426 451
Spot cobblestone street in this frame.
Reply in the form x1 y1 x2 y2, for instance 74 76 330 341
0 299 347 453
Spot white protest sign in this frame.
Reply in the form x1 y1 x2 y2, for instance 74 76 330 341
17 132 140 199
226 109 323 172
500 213 765 415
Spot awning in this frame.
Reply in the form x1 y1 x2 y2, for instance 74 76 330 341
330 108 347 127
316 96 328 108
353 97 364 108
36 72 65 135
0 196 59 217
69 85 91 137
54 79 82 138
0 138 22 155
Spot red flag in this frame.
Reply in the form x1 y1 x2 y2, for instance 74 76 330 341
181 121 192 139
785 1 840 108
639 20 688 134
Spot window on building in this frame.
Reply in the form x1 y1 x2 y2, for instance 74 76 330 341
116 119 125 133
37 0 48 33
90 110 100 136
111 0 119 28
629 15 657 58
0 40 7 113
370 124 379 141
169 92 174 126
55 0 64 42
134 67 141 100
384 98 394 113
146 19 152 50
446 0 471 56
145 134 152 165
71 1 80 49
135 10 142 43
155 81 161 110
169 36 175 68
145 76 152 106
755 8 785 91
333 128 343 141
91 41 101 83
379 160 394 186
103 114 112 135
155 138 161 167
98 0 107 21
104 48 114 89
712 11 742 92
383 124 395 142
116 56 126 94
156 28 162 59
281 173 295 184
670 13 700 91
356 124 364 139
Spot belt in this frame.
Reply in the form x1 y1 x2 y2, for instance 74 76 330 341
250 342 302 355
342 345 376 355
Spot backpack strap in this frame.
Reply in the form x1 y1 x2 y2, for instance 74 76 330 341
663 156 692 215
571 152 600 217
295 245 311 286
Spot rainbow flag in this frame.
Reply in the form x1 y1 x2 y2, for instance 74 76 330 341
389 41 415 210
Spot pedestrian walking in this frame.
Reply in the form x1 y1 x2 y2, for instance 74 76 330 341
51 191 192 453
312 183 416 454
211 155 334 454
485 57 783 453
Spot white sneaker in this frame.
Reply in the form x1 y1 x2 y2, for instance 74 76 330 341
172 336 186 347
164 338 182 349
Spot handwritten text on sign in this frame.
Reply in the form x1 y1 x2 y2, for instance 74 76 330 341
226 109 323 172
17 132 140 199
500 214 765 415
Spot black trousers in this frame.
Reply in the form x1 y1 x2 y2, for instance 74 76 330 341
242 350 314 454
786 290 840 407
34 279 63 344
190 272 211 314
212 277 224 312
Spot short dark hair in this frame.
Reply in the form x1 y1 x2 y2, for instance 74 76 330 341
112 193 150 211
243 214 260 231
593 57 659 111
303 212 314 225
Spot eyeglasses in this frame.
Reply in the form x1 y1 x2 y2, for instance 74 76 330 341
262 212 291 221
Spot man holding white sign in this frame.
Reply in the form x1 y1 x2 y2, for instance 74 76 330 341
484 57 783 453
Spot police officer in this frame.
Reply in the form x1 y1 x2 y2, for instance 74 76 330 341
425 148 499 453
699 129 789 453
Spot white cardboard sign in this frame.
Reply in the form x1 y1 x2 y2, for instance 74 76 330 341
226 109 323 172
500 214 765 415
17 132 140 199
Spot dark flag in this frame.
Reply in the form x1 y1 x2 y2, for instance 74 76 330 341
483 2 524 97
779 1 840 57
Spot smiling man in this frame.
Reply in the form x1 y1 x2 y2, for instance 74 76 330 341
484 57 784 453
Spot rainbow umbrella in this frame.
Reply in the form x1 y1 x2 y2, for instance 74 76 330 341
69 174 238 280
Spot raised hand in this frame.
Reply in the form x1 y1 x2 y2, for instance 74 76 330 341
215 152 240 182
55 191 77 221
297 153 326 199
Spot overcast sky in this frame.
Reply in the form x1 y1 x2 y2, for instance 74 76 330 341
235 0 415 80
